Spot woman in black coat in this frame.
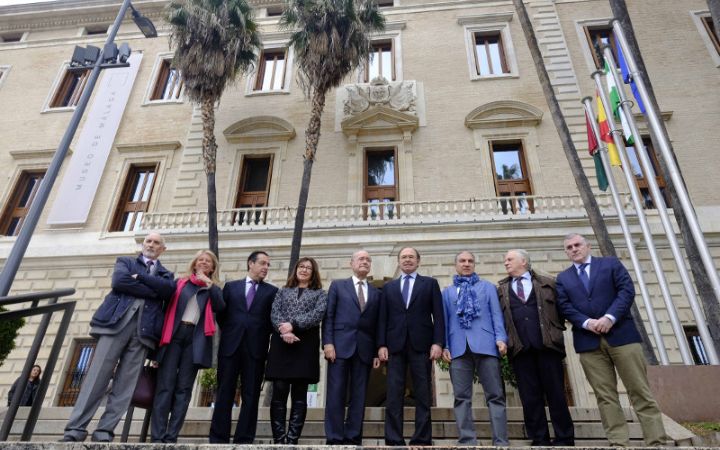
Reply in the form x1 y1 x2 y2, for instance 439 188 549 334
150 250 225 443
7 365 42 406
265 257 327 444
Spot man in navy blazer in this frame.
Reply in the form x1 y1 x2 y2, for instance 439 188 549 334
442 251 508 445
322 250 384 445
63 233 174 442
556 233 666 447
209 251 278 444
378 247 445 446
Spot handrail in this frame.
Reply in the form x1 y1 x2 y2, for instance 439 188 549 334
142 193 632 232
0 288 76 441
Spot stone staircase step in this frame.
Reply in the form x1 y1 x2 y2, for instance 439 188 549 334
1 406 689 446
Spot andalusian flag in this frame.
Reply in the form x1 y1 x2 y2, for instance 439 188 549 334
585 110 608 191
596 92 621 166
604 60 635 146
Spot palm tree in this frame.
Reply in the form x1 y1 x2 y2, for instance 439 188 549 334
511 0 657 362
281 0 385 275
610 0 720 349
167 0 260 257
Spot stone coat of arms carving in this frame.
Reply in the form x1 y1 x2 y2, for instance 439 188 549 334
343 76 416 118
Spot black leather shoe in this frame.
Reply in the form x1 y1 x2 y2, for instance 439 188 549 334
60 436 77 442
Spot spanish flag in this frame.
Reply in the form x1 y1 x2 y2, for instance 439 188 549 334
585 110 608 191
597 92 621 166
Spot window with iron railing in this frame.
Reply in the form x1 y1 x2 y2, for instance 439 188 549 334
58 339 97 406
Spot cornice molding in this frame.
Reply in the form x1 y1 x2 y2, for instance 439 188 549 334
9 148 70 160
457 12 514 26
115 140 182 153
223 116 296 143
341 105 419 139
465 100 543 129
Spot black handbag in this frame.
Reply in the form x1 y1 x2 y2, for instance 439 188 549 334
131 365 157 409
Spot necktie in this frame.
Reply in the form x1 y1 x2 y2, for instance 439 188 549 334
578 263 590 292
246 280 257 310
515 277 525 302
146 260 154 274
357 281 366 312
402 275 411 308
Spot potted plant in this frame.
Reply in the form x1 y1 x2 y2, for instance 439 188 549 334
198 367 217 407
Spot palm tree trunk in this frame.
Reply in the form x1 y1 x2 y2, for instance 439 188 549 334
201 96 220 258
709 0 720 39
288 90 327 277
512 0 657 363
610 0 720 351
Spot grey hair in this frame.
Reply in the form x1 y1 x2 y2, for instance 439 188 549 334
351 250 371 262
454 250 476 263
507 249 531 270
563 233 588 245
145 232 165 246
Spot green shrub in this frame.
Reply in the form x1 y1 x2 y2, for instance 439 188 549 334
0 306 25 367
199 367 217 389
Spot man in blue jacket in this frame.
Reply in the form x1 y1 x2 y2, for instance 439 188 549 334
62 233 174 442
441 250 508 445
556 233 666 447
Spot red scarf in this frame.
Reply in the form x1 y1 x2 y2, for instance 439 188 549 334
159 273 217 347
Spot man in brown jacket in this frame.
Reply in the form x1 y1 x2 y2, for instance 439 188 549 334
498 249 574 446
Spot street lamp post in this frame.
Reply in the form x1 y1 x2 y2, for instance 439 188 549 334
0 0 156 297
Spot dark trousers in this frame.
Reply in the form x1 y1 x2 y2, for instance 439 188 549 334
385 343 432 446
209 338 265 443
151 324 199 443
324 352 371 444
512 349 574 445
272 379 308 405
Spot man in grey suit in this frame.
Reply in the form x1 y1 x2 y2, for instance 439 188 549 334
62 233 174 442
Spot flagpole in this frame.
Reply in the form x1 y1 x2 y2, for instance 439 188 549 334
601 46 717 364
592 71 698 365
612 19 720 319
582 96 669 364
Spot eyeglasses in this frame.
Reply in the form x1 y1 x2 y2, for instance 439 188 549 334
297 265 313 272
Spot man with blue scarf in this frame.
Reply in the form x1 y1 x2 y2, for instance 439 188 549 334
441 251 508 445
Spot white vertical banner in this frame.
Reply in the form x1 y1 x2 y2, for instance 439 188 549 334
47 53 143 226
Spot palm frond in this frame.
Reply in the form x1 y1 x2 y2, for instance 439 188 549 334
166 0 260 103
281 0 386 97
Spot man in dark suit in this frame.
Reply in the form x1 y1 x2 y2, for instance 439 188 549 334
62 233 174 442
209 250 278 444
556 233 666 447
378 247 445 446
322 250 384 445
498 249 574 446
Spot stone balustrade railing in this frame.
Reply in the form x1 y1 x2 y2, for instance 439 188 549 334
142 193 629 233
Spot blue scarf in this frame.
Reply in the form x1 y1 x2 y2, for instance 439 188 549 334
453 273 481 329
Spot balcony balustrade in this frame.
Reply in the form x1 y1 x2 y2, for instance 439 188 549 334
141 193 631 233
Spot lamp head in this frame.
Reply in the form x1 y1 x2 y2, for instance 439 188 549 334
129 4 157 38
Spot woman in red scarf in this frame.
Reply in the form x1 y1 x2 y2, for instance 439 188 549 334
151 250 224 443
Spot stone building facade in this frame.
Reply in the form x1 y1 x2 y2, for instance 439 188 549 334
0 0 719 411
